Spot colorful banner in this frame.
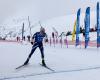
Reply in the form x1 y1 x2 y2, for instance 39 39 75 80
85 7 90 48
76 8 81 46
72 20 76 41
97 2 100 48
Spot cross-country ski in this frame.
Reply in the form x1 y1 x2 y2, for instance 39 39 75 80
39 63 55 72
15 64 28 69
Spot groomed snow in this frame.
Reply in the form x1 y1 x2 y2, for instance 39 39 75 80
0 41 100 80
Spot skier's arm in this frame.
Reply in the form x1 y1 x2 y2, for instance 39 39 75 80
31 33 36 45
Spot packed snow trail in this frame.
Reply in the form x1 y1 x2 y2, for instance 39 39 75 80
1 65 100 80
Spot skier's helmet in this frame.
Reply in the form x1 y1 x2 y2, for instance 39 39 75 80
40 27 45 33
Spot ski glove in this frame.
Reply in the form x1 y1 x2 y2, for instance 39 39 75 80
45 39 48 42
31 42 33 45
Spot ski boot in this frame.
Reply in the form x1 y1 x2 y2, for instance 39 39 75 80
42 59 46 67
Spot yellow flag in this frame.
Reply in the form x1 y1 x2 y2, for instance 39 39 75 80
72 20 76 41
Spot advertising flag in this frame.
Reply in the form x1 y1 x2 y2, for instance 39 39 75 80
72 20 76 41
84 7 90 48
76 8 81 46
97 2 100 48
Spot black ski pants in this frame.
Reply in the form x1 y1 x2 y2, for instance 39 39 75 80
28 42 44 60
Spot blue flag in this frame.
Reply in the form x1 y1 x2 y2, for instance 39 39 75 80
76 8 81 46
97 2 100 48
85 7 90 48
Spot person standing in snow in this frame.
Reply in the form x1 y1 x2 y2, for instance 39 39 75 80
24 27 48 66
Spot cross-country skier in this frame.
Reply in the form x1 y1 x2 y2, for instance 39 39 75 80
24 27 48 66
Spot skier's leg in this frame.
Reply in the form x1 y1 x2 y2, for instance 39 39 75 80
39 43 46 66
24 43 38 65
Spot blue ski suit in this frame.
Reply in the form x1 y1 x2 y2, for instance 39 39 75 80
28 32 47 60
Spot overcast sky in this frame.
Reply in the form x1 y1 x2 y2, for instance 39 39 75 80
0 0 99 25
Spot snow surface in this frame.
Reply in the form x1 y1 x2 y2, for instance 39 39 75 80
0 41 100 80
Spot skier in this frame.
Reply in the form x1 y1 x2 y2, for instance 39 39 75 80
27 35 31 42
24 27 48 66
52 32 54 38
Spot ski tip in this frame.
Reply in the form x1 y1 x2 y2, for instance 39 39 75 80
15 64 25 69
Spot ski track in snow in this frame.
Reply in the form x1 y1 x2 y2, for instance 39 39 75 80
1 66 100 80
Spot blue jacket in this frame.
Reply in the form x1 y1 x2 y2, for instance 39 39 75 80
32 32 47 43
